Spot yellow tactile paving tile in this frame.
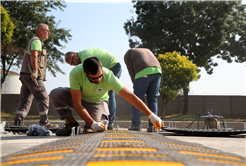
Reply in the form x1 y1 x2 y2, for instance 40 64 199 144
197 157 246 166
96 147 157 152
1 130 245 166
10 149 74 159
162 142 204 149
104 136 137 138
29 146 77 152
169 145 219 153
40 141 84 147
180 151 242 160
99 143 149 147
101 140 144 143
1 156 64 166
86 160 186 166
93 153 166 158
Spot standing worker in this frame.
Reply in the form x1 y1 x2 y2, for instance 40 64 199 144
64 47 122 130
124 48 162 132
12 23 58 129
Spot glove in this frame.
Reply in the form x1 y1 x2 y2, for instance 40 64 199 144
148 113 164 130
91 121 106 132
30 70 38 81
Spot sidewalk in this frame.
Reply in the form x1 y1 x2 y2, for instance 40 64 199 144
1 122 246 159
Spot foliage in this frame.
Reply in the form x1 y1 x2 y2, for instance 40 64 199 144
157 51 198 117
1 5 15 45
1 1 72 87
158 51 198 90
158 51 198 100
124 1 246 74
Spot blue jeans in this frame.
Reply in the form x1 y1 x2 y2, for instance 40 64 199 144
108 63 122 124
131 73 161 127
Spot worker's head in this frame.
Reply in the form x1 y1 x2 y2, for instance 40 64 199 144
83 57 103 84
65 52 81 66
36 23 50 41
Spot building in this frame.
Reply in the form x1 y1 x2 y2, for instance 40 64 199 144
1 70 21 94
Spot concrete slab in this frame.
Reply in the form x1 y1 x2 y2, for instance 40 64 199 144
1 121 246 163
165 135 246 158
1 130 246 166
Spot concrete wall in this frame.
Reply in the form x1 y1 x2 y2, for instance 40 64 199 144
0 94 57 116
1 94 245 118
163 95 246 118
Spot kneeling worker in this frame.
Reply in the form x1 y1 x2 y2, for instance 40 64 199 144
50 57 163 136
64 47 122 130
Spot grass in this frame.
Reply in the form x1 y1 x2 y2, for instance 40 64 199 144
1 112 245 122
164 113 197 121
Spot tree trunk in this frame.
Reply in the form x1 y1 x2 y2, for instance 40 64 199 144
0 84 2 111
182 87 189 115
161 98 168 120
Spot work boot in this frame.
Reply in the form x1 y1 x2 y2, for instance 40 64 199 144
10 121 28 128
40 123 59 129
147 125 156 132
46 123 59 129
83 125 95 133
108 123 114 130
128 125 140 131
56 122 80 136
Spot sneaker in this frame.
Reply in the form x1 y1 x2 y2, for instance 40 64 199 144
83 125 95 133
56 122 80 136
108 123 114 130
147 126 156 132
128 125 140 131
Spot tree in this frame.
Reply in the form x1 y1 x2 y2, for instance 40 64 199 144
1 1 72 87
1 5 15 45
157 51 198 117
124 1 246 114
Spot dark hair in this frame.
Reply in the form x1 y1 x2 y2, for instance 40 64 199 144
83 57 102 75
65 52 75 63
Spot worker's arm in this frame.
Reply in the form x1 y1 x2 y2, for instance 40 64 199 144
118 86 163 130
30 50 39 71
70 88 94 126
70 88 105 132
118 86 152 116
30 50 39 80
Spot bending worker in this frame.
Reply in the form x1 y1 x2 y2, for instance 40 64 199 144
124 48 162 132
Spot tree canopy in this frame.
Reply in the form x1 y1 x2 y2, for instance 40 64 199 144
0 0 71 76
1 5 15 45
124 1 246 74
158 51 198 90
1 1 72 87
157 51 198 117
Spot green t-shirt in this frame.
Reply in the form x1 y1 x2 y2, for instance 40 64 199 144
70 64 124 103
78 47 118 69
31 39 42 52
135 66 162 79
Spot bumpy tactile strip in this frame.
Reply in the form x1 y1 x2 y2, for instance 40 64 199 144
1 130 246 166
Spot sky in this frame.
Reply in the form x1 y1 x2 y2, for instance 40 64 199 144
41 1 245 96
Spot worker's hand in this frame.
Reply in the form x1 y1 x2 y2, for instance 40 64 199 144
148 113 164 130
91 121 106 132
30 70 38 81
